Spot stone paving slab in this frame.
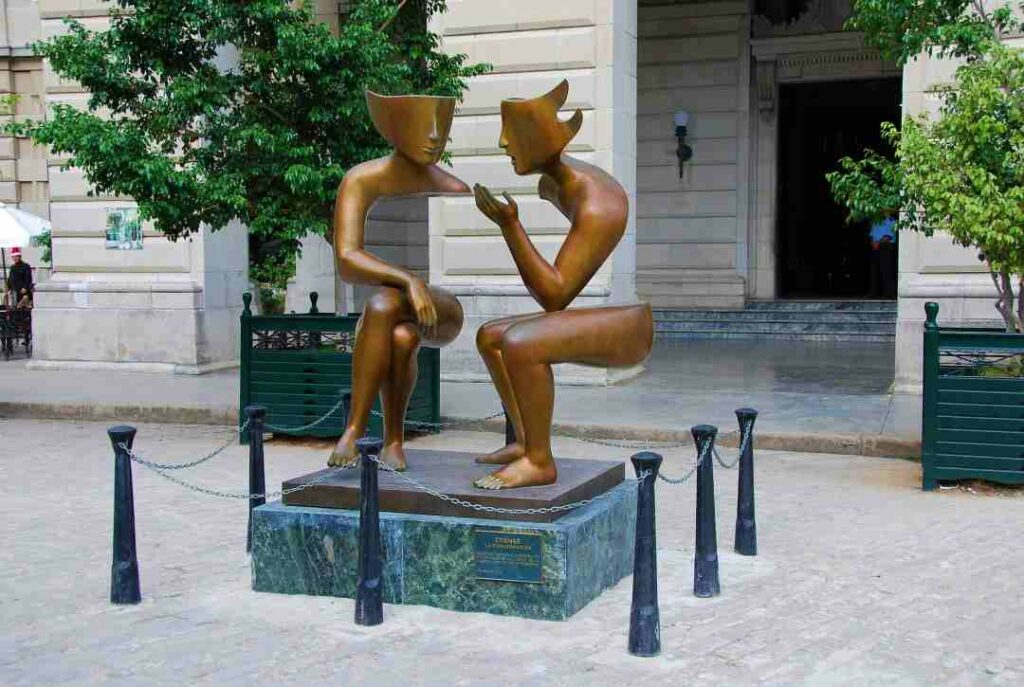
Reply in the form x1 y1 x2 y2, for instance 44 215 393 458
1 419 1020 686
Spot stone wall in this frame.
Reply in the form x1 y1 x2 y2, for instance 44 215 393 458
635 0 748 308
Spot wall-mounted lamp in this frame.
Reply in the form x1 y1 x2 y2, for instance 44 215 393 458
675 110 693 178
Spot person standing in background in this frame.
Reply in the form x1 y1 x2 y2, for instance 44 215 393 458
868 216 897 298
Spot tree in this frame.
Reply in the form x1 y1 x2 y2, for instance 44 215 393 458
7 0 487 302
829 1 1024 331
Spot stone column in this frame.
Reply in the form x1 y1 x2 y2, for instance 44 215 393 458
429 0 640 385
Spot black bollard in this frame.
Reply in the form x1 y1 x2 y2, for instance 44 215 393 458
693 424 720 598
504 406 516 446
355 436 385 626
108 425 141 605
628 451 663 657
246 405 267 554
734 408 759 556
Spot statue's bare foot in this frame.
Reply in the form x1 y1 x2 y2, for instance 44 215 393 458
474 456 557 490
475 442 524 465
378 442 408 472
328 431 359 467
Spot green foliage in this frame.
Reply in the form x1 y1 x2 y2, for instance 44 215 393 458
829 44 1024 330
847 0 1020 63
826 124 903 226
34 229 52 266
7 0 487 291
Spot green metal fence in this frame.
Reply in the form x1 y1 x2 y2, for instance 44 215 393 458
238 292 440 443
922 302 1024 489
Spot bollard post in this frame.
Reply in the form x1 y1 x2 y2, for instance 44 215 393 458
246 405 267 554
504 406 516 446
693 424 720 598
734 408 759 556
108 425 141 605
628 451 663 657
355 436 385 626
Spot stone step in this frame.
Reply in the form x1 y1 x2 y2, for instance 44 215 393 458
653 300 897 342
654 310 897 323
743 300 896 312
654 330 896 343
655 320 896 335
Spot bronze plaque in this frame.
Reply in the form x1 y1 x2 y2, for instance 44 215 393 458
473 529 544 583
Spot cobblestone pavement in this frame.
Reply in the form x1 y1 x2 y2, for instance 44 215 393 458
2 419 1021 686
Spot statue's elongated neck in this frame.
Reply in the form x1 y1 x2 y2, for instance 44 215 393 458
541 155 571 186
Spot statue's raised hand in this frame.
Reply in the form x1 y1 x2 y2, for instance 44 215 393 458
474 184 519 228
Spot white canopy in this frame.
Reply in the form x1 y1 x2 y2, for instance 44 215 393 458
0 203 50 249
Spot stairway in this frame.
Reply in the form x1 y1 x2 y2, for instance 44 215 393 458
654 300 897 342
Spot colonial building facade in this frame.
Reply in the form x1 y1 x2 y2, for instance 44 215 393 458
1 0 1010 389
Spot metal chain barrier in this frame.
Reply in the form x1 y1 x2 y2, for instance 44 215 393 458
657 438 712 485
121 443 355 500
264 398 347 434
118 419 250 471
712 426 752 470
371 408 507 431
114 399 750 506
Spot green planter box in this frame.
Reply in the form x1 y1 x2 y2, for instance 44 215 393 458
921 302 1024 490
238 293 440 442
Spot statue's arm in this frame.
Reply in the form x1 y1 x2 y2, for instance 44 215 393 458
333 168 438 333
333 176 419 291
474 184 590 312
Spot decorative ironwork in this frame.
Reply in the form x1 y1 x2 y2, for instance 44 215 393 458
939 349 1024 379
251 328 356 352
1 307 31 360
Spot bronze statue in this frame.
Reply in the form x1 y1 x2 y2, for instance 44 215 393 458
329 91 468 470
472 80 654 489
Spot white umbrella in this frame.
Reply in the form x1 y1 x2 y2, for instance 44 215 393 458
0 203 51 299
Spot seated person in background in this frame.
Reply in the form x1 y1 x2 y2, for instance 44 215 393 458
6 247 33 308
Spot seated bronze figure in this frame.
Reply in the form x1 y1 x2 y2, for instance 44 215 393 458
472 81 654 489
329 91 468 471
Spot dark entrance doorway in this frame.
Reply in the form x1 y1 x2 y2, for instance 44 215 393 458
776 78 901 299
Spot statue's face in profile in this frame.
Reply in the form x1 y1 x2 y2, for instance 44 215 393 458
499 100 549 175
366 92 456 166
498 81 581 176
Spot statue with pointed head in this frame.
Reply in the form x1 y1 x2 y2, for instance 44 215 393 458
470 80 654 490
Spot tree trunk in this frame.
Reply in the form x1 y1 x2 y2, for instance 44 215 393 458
987 266 1022 333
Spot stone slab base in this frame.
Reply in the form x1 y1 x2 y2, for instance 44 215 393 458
251 481 637 620
281 450 625 523
25 359 238 375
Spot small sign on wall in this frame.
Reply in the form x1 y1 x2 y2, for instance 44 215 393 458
105 207 143 250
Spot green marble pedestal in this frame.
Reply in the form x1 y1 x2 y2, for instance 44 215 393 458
250 480 636 620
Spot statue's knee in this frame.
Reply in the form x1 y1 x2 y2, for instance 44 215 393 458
393 322 420 352
366 289 402 318
501 328 535 365
476 323 502 353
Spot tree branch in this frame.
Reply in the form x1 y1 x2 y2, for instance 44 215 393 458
377 0 409 33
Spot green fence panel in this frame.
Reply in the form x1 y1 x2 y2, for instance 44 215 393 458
921 302 1024 489
239 292 441 443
